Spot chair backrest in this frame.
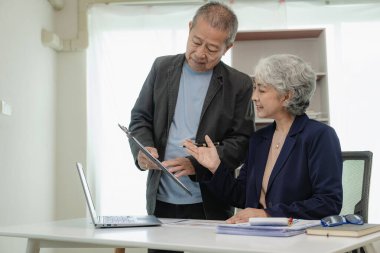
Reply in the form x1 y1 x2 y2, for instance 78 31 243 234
340 151 373 223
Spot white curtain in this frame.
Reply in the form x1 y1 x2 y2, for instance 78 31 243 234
87 1 380 221
87 4 202 215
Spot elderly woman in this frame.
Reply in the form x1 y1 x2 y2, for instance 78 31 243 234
184 54 343 223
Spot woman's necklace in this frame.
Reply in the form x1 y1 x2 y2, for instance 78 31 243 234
273 129 288 150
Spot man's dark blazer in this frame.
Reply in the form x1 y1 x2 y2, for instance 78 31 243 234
204 114 343 219
129 54 254 220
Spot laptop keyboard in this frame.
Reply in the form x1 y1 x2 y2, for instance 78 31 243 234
103 216 138 224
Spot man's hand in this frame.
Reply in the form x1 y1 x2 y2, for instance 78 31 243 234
226 208 269 224
162 157 195 178
183 135 221 174
137 147 160 170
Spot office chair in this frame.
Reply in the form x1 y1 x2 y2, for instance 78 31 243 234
340 151 373 222
340 151 373 253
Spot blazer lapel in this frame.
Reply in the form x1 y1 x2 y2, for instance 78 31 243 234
166 57 185 127
199 64 223 122
266 136 296 191
266 115 309 192
254 126 274 200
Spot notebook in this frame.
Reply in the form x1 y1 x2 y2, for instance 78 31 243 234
118 124 192 196
306 223 380 237
76 162 162 228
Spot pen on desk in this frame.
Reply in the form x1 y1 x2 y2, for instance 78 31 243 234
181 142 221 148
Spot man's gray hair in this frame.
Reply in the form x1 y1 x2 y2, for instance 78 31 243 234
192 1 238 46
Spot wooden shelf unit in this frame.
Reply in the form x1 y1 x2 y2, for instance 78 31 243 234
231 28 329 128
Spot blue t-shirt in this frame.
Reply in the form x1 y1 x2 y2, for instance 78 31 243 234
156 62 212 204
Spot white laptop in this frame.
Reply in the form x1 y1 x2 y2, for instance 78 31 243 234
76 162 162 228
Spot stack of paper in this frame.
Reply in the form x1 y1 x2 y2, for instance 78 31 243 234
217 219 320 237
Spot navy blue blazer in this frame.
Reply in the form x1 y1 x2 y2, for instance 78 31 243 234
203 114 343 219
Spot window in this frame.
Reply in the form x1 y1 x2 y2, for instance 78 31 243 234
87 4 199 215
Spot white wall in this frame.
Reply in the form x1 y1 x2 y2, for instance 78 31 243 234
0 1 138 252
0 0 56 252
54 0 87 221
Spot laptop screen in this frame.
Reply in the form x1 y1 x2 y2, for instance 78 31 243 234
76 162 99 224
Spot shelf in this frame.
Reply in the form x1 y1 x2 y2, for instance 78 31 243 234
250 72 326 81
255 117 329 124
316 72 326 81
232 28 329 127
235 29 323 41
255 118 274 124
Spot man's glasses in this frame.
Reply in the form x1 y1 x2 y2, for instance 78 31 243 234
321 214 364 227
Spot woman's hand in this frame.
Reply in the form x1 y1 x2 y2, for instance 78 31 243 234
226 208 269 224
183 135 221 174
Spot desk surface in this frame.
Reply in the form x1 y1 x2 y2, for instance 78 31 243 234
0 218 380 253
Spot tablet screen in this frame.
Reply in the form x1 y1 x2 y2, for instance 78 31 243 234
118 124 192 196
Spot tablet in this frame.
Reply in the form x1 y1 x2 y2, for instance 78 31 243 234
118 124 192 196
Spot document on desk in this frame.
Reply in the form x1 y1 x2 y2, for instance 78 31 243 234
217 219 320 237
162 219 225 229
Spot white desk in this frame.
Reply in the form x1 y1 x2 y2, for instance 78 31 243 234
0 218 379 253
